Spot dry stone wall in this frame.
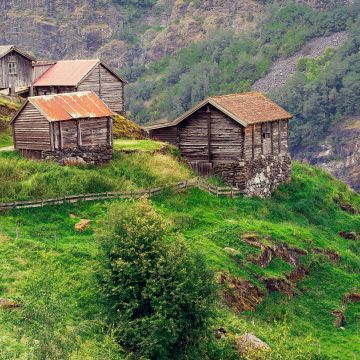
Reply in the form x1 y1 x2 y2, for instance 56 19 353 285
213 154 291 198
42 145 113 165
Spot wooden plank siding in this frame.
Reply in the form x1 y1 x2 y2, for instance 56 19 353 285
35 86 76 96
209 106 243 162
149 126 178 145
51 117 110 149
0 51 33 89
77 64 124 113
13 103 51 151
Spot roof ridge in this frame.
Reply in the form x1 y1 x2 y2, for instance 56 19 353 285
209 92 263 99
29 90 92 100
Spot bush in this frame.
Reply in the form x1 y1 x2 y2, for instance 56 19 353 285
97 199 215 359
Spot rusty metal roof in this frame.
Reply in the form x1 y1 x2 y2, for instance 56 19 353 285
144 92 292 130
33 59 127 86
33 59 100 86
27 91 113 122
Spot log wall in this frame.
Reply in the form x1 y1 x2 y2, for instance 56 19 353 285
77 64 125 113
13 103 51 151
0 51 33 89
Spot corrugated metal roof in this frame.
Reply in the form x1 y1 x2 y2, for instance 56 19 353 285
33 59 100 86
0 45 36 61
144 92 292 130
28 91 113 122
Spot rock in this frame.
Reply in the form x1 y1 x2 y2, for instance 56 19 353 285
314 248 340 263
224 247 240 256
344 293 360 303
75 219 91 232
339 231 358 241
214 327 227 339
263 277 294 297
235 333 270 358
69 214 77 219
0 298 21 309
217 272 264 313
332 310 346 328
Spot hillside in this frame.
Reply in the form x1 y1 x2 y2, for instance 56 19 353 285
0 142 359 359
0 95 21 148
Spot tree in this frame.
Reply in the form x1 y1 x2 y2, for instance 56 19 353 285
97 199 215 359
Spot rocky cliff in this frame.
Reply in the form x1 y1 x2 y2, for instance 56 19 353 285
0 0 262 69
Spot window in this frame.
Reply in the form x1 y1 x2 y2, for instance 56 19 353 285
8 62 17 75
262 123 271 139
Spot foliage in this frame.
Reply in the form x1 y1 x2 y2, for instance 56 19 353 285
4 261 81 360
96 199 215 359
0 162 358 358
125 2 356 124
112 114 146 140
0 144 191 202
271 14 360 153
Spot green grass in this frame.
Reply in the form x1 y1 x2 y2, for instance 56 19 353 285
0 131 13 148
0 148 192 202
114 139 165 152
0 161 358 359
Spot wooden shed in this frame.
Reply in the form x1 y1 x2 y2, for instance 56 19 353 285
0 45 36 94
145 92 293 197
11 91 114 164
33 59 127 114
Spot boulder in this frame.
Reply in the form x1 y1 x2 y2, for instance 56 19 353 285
75 219 91 232
235 333 270 359
339 231 358 241
224 247 240 257
332 310 346 328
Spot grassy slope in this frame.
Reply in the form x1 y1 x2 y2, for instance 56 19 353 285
0 146 190 202
0 148 359 358
0 95 21 149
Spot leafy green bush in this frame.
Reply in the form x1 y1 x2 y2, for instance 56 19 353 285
96 199 215 359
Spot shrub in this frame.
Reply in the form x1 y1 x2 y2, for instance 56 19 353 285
97 199 215 359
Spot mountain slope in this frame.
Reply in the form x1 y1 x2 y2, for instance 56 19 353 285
0 150 359 359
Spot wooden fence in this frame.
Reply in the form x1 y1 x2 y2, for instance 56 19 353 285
0 178 244 212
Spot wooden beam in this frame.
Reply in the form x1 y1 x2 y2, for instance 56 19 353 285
59 122 63 149
270 121 274 154
176 125 180 147
252 124 255 159
49 123 55 151
278 120 281 154
77 120 82 146
207 104 211 163
99 65 102 97
107 117 113 146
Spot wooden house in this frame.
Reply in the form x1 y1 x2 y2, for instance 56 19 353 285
145 92 293 197
33 59 127 114
0 45 36 94
11 91 114 164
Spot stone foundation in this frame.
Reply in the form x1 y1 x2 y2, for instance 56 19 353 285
213 154 291 197
42 145 113 165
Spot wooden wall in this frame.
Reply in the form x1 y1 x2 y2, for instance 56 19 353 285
242 119 289 160
35 86 76 96
0 51 33 89
77 64 125 113
149 105 290 164
13 103 51 151
51 117 111 149
150 104 244 163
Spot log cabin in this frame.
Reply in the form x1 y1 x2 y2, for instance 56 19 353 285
0 45 36 95
145 92 293 197
11 91 114 164
33 59 127 114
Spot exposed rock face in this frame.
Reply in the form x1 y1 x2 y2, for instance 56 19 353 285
217 272 264 313
213 154 291 198
332 310 346 328
42 145 113 165
0 0 262 69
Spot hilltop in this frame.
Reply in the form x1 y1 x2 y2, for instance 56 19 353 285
0 141 359 359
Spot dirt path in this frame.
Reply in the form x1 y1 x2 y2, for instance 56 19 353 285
252 31 349 93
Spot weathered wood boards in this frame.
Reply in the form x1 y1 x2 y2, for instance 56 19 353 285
33 60 126 114
0 46 35 90
11 91 113 161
